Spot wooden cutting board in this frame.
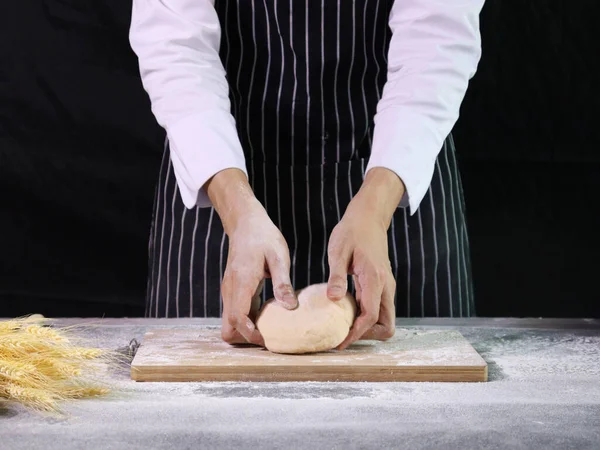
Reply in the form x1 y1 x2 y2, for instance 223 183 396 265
131 328 487 382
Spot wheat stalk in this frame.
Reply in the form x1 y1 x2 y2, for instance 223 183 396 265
0 315 117 414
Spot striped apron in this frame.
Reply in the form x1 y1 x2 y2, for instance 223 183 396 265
146 0 475 318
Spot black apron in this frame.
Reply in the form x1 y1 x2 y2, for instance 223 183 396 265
146 0 474 318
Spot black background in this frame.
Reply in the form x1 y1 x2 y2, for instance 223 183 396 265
1 0 599 318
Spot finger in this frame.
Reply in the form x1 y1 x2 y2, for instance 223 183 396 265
337 272 384 350
223 303 265 346
327 243 351 301
361 275 396 341
221 316 246 344
220 274 239 344
224 269 265 347
232 314 265 347
266 250 297 310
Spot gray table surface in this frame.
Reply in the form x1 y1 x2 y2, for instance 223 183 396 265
1 318 599 450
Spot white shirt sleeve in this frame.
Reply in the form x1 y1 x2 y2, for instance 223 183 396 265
129 0 247 209
366 0 485 215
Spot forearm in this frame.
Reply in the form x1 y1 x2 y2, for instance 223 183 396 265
349 168 405 230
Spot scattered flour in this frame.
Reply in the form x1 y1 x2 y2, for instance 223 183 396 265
1 322 599 450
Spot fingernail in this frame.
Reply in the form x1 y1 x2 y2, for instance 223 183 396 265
275 290 297 310
282 292 298 309
245 317 256 332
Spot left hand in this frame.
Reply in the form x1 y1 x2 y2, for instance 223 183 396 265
326 168 405 350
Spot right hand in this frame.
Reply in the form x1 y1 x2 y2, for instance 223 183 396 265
206 169 298 346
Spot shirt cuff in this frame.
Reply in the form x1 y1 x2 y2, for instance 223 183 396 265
366 107 442 215
167 111 248 209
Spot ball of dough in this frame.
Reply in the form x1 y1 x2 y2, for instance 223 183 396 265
256 283 357 354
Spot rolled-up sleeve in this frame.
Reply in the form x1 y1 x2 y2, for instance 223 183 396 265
130 0 247 208
366 0 485 214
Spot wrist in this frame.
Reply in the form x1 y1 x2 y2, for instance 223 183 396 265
351 167 405 229
205 168 263 234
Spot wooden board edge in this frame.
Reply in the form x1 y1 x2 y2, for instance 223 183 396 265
131 364 488 383
131 329 489 383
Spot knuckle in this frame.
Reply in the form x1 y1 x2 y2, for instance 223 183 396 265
327 230 346 255
374 267 389 281
267 245 290 266
361 266 383 285
389 276 397 291
368 265 392 285
221 323 236 343
269 231 288 249
277 235 290 249
221 330 234 343
329 225 343 241
380 326 395 340
327 241 342 262
225 312 238 327
228 314 249 337
362 272 380 286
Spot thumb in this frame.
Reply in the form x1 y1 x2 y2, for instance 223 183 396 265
327 246 351 301
266 251 297 310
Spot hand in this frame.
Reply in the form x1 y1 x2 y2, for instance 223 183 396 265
326 168 405 350
205 169 298 346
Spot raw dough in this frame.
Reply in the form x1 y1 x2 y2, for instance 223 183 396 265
256 283 357 354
